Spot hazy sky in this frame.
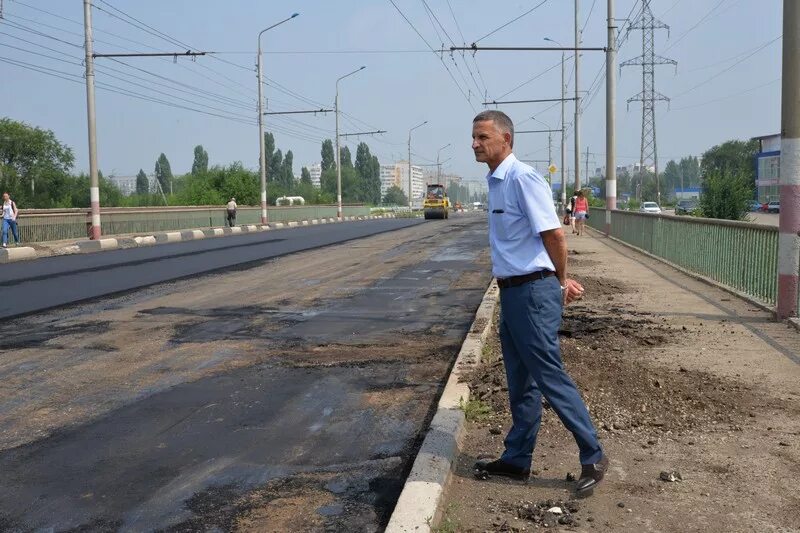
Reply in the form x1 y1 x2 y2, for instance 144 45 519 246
0 0 783 184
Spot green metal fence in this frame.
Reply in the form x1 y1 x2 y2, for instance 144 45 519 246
587 207 779 306
15 205 371 244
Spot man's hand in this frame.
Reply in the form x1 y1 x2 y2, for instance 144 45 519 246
562 278 584 305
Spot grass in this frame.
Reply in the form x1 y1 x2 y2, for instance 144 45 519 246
428 504 461 533
460 398 491 422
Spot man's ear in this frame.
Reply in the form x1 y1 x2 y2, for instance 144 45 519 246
504 131 513 148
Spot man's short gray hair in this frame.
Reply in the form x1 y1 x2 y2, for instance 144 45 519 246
473 110 514 147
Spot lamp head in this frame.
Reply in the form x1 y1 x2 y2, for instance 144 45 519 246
291 13 299 18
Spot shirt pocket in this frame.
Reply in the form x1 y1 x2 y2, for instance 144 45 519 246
492 211 512 240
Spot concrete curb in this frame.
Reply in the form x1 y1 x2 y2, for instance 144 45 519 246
385 280 499 533
76 238 119 253
0 246 37 263
10 215 400 263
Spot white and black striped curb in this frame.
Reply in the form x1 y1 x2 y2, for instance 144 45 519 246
0 214 400 264
385 280 499 533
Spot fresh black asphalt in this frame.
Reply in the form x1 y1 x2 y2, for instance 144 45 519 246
0 219 423 319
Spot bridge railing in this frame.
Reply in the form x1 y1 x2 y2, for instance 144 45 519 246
15 205 371 244
586 207 779 306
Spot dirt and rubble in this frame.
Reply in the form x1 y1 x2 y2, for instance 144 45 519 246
441 233 800 533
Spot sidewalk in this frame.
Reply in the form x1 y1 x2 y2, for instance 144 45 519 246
438 231 800 532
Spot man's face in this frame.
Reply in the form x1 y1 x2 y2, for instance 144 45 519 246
472 120 511 166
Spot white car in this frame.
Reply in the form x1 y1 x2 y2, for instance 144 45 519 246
639 201 661 214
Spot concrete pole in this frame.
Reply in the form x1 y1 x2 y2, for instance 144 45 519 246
257 38 268 224
574 0 581 192
335 86 342 219
83 0 101 239
407 133 412 209
605 0 617 236
547 131 553 185
561 51 567 212
778 0 800 319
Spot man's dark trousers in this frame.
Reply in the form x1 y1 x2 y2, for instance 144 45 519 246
498 275 603 469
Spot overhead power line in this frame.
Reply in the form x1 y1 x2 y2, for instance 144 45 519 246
387 0 477 111
474 0 549 44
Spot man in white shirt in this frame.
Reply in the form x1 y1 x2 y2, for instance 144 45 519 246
226 197 237 227
471 110 608 496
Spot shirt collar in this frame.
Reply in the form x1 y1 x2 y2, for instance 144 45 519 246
486 153 517 181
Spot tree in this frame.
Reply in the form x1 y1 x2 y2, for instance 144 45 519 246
340 146 352 167
191 145 208 175
701 140 758 177
699 168 753 220
383 185 408 206
679 156 700 187
354 142 373 202
301 166 312 185
0 117 75 207
154 153 173 194
136 169 149 195
320 139 335 171
279 149 294 190
662 160 681 197
269 148 282 183
263 132 275 168
367 155 381 204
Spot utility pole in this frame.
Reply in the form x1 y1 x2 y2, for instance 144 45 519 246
561 50 567 211
585 146 590 187
574 0 581 192
606 0 617 235
408 121 428 208
257 14 299 224
335 66 366 220
548 131 553 185
83 0 101 240
778 0 799 319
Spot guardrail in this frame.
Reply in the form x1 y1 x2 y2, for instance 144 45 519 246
587 207 779 306
14 205 371 244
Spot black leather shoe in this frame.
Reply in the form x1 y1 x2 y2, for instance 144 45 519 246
473 458 530 481
576 455 609 495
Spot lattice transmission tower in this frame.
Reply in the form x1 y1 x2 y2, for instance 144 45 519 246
621 0 676 201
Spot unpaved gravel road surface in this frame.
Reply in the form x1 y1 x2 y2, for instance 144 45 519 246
443 232 800 533
0 215 491 532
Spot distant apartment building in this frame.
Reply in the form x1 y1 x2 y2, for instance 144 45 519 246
108 175 137 196
307 162 322 188
380 161 424 202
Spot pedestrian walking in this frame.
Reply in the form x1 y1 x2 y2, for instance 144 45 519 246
569 192 578 234
226 197 237 227
2 192 20 248
573 190 589 236
471 110 608 496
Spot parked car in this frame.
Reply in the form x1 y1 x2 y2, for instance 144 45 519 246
639 201 661 214
767 201 780 214
750 201 763 212
675 200 699 215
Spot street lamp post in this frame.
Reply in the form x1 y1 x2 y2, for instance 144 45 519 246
544 37 568 212
335 66 366 220
257 13 299 225
408 121 428 209
436 143 451 183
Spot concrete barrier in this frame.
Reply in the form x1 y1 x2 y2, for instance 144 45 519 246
287 221 299 228
244 224 258 232
180 229 205 240
300 220 309 226
272 222 285 229
205 228 225 237
0 246 37 263
230 226 243 234
386 282 499 533
133 235 157 246
76 238 119 253
154 232 182 244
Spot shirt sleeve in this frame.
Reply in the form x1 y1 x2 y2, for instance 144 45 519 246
514 169 561 234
